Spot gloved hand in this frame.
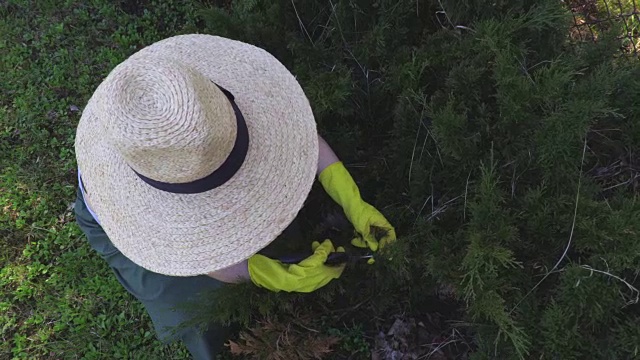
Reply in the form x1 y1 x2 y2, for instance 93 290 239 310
248 240 345 293
319 162 396 252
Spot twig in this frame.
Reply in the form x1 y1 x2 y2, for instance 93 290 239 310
421 339 460 359
329 297 371 315
415 195 433 224
416 193 463 224
418 330 461 359
328 0 348 47
510 137 588 314
579 265 640 305
316 12 335 43
455 25 476 32
527 60 553 72
426 195 463 222
436 0 455 29
602 173 640 191
346 48 367 80
419 119 444 167
418 129 430 164
515 56 535 85
431 183 434 214
408 120 422 184
418 104 430 162
463 171 471 221
511 162 517 198
290 0 314 46
293 321 320 333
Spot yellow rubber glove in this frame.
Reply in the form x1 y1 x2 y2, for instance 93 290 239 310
248 240 345 293
319 162 396 252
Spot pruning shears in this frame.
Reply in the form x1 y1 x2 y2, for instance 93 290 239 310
273 226 388 265
276 250 374 266
275 226 387 266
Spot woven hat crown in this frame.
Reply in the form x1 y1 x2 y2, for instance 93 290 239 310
97 56 237 184
74 34 320 275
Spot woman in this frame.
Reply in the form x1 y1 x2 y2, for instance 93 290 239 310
74 34 395 359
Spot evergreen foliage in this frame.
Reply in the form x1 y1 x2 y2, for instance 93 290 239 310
194 0 640 358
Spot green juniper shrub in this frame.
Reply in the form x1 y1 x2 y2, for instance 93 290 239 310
192 0 640 358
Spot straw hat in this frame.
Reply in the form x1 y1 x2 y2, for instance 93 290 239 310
75 34 318 276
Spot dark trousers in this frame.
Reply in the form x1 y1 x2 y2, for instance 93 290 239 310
74 189 229 359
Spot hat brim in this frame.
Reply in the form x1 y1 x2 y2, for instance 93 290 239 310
75 34 318 276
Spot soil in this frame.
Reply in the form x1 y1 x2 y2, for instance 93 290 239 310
372 313 473 360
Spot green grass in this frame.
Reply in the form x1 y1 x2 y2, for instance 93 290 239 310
0 1 200 358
